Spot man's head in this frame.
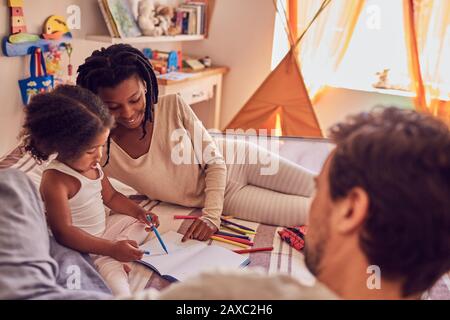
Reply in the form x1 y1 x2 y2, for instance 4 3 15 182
305 107 450 298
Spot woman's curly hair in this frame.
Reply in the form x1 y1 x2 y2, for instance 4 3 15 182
20 85 115 163
76 44 159 166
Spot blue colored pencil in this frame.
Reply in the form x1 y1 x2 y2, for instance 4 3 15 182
146 215 169 254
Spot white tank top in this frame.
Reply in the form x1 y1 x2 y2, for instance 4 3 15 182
45 160 107 237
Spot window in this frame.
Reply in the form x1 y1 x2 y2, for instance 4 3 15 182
332 0 411 93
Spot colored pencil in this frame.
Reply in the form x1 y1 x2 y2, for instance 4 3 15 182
174 215 198 220
220 218 256 232
213 234 254 246
222 224 257 235
220 224 248 235
233 247 274 254
147 216 169 254
210 236 249 249
221 215 234 220
216 231 251 240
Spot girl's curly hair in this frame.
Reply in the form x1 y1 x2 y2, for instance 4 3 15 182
21 85 115 163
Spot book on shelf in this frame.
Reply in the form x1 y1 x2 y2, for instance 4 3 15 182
177 1 207 36
96 0 211 39
183 2 206 35
98 0 120 38
186 0 210 36
102 0 142 38
138 231 250 282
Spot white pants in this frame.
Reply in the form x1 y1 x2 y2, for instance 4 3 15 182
92 214 149 297
220 139 315 226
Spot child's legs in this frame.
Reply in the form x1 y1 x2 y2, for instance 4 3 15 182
223 185 311 226
94 214 150 297
93 256 131 297
102 213 150 244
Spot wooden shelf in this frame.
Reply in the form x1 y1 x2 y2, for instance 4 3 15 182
86 34 205 44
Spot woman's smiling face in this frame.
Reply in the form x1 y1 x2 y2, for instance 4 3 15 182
97 74 147 130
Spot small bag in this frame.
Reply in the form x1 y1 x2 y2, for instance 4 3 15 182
278 225 308 251
18 47 54 105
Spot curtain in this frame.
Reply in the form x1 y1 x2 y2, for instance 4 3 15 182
292 0 365 102
404 0 450 124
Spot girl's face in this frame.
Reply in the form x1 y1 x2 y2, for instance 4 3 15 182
97 75 147 130
64 129 110 173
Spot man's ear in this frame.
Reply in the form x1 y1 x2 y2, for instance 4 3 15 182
335 187 369 234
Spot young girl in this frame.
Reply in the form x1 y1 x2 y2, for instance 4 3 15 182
21 85 160 297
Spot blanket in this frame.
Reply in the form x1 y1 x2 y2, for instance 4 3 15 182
0 169 111 300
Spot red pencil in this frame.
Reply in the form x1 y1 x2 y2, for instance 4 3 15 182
174 215 198 220
233 247 274 254
213 234 254 246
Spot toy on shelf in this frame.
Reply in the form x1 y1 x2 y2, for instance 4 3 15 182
9 0 28 34
44 42 74 85
63 43 74 79
18 47 54 105
143 48 181 74
2 2 72 57
138 0 178 37
43 15 71 40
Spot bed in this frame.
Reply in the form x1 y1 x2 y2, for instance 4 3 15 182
1 135 448 300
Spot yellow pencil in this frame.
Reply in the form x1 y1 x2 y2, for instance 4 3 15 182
222 224 257 235
211 236 249 249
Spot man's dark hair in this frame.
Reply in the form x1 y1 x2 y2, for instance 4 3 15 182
328 107 450 297
21 85 114 163
76 44 159 165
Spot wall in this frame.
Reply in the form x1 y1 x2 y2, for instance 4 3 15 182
183 0 276 130
0 0 182 156
314 86 414 133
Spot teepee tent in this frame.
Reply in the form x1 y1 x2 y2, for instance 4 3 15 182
226 0 332 137
226 48 322 137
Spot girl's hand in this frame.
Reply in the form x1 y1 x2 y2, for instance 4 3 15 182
182 218 218 242
110 240 144 262
135 211 160 229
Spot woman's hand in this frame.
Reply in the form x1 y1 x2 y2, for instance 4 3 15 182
182 218 218 242
110 240 144 262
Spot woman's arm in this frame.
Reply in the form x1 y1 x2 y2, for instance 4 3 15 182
41 171 143 262
176 95 227 241
101 174 159 227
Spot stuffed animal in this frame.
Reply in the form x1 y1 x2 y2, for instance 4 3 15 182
138 0 159 36
138 0 175 37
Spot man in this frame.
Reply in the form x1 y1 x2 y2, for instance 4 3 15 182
135 107 450 300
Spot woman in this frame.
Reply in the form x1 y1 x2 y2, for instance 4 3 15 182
77 44 315 242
